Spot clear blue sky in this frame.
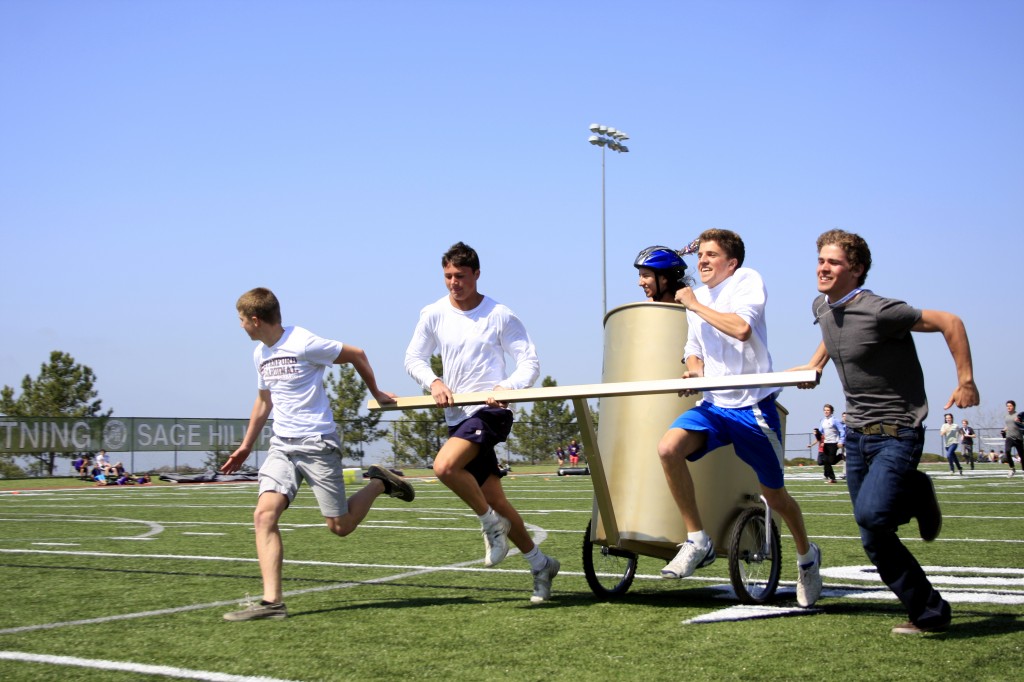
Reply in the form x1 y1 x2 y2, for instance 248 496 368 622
2 1 1022 449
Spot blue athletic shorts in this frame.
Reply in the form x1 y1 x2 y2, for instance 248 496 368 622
448 407 513 486
669 396 785 489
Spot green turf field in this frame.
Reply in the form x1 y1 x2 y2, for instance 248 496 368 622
1 463 1021 681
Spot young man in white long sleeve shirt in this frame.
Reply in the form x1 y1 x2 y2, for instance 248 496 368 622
405 241 559 603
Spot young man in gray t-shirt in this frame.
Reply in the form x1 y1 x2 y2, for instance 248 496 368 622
792 229 979 636
1003 400 1022 477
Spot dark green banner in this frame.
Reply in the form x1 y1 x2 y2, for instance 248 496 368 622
0 417 274 453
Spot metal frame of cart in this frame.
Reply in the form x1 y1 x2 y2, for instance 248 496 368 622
371 356 814 605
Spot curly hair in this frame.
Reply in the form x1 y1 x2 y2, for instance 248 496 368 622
816 229 871 286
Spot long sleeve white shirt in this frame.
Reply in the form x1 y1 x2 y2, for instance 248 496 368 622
405 295 540 426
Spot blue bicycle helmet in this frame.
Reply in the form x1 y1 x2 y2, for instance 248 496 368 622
635 245 686 272
634 245 692 301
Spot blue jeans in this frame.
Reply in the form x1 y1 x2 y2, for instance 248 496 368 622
944 443 962 472
845 426 950 627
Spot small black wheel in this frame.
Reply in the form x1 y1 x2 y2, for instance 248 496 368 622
727 506 782 604
582 520 638 597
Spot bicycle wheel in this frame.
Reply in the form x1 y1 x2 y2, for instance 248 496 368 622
727 506 781 604
581 520 638 597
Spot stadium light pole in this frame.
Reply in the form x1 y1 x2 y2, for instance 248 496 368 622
588 124 630 316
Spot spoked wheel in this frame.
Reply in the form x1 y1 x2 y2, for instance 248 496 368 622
727 506 782 604
582 520 638 598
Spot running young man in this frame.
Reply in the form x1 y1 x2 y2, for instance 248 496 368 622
657 228 822 608
404 242 560 603
1004 401 1022 477
222 287 415 621
793 229 978 634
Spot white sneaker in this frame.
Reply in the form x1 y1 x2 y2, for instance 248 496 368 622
530 556 560 603
661 540 715 579
797 542 822 608
482 514 511 567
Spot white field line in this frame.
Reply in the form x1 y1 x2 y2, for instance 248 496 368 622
0 522 549 637
0 651 300 682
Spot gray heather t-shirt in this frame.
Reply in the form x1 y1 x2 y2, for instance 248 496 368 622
814 292 927 429
1006 412 1023 441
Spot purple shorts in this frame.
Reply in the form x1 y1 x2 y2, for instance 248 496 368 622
448 407 513 485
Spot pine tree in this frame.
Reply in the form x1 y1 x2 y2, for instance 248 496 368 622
0 350 111 476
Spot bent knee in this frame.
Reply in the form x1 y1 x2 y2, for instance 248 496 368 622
326 517 356 537
658 429 693 461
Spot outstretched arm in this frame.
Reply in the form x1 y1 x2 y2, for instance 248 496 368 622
786 341 830 389
221 390 272 474
336 345 397 405
913 310 979 409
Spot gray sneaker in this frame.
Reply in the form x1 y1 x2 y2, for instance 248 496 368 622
531 556 560 603
661 540 715 579
482 513 512 567
797 542 822 608
367 465 415 502
223 598 288 621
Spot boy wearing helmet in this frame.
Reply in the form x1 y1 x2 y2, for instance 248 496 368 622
635 245 691 303
657 229 822 608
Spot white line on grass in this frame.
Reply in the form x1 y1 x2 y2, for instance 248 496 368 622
0 651 300 682
0 522 550 637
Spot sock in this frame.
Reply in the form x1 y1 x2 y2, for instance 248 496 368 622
523 546 547 572
797 547 817 567
687 530 710 548
478 507 498 527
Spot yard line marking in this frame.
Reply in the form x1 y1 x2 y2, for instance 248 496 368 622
0 651 300 682
31 542 80 546
0 521 551 636
683 605 821 624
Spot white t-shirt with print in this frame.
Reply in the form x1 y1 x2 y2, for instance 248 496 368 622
254 326 342 437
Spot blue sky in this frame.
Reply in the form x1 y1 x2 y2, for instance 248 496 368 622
2 1 1022 453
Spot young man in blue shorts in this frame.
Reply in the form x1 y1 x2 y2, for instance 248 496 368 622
657 229 822 608
405 242 560 603
221 287 415 621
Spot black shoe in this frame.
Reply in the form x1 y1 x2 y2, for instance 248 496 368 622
916 471 942 542
366 465 415 502
891 618 949 635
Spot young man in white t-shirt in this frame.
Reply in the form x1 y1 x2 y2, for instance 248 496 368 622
221 287 415 621
404 242 560 603
657 229 822 608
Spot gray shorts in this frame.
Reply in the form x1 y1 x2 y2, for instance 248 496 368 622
258 432 348 518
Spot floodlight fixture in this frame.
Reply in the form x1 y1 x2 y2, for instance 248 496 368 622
587 122 632 316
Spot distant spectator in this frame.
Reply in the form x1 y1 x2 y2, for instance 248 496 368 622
554 445 566 468
73 456 91 479
95 450 109 469
1003 400 1021 478
819 404 840 483
939 414 963 475
568 439 582 466
958 420 975 470
808 428 825 472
